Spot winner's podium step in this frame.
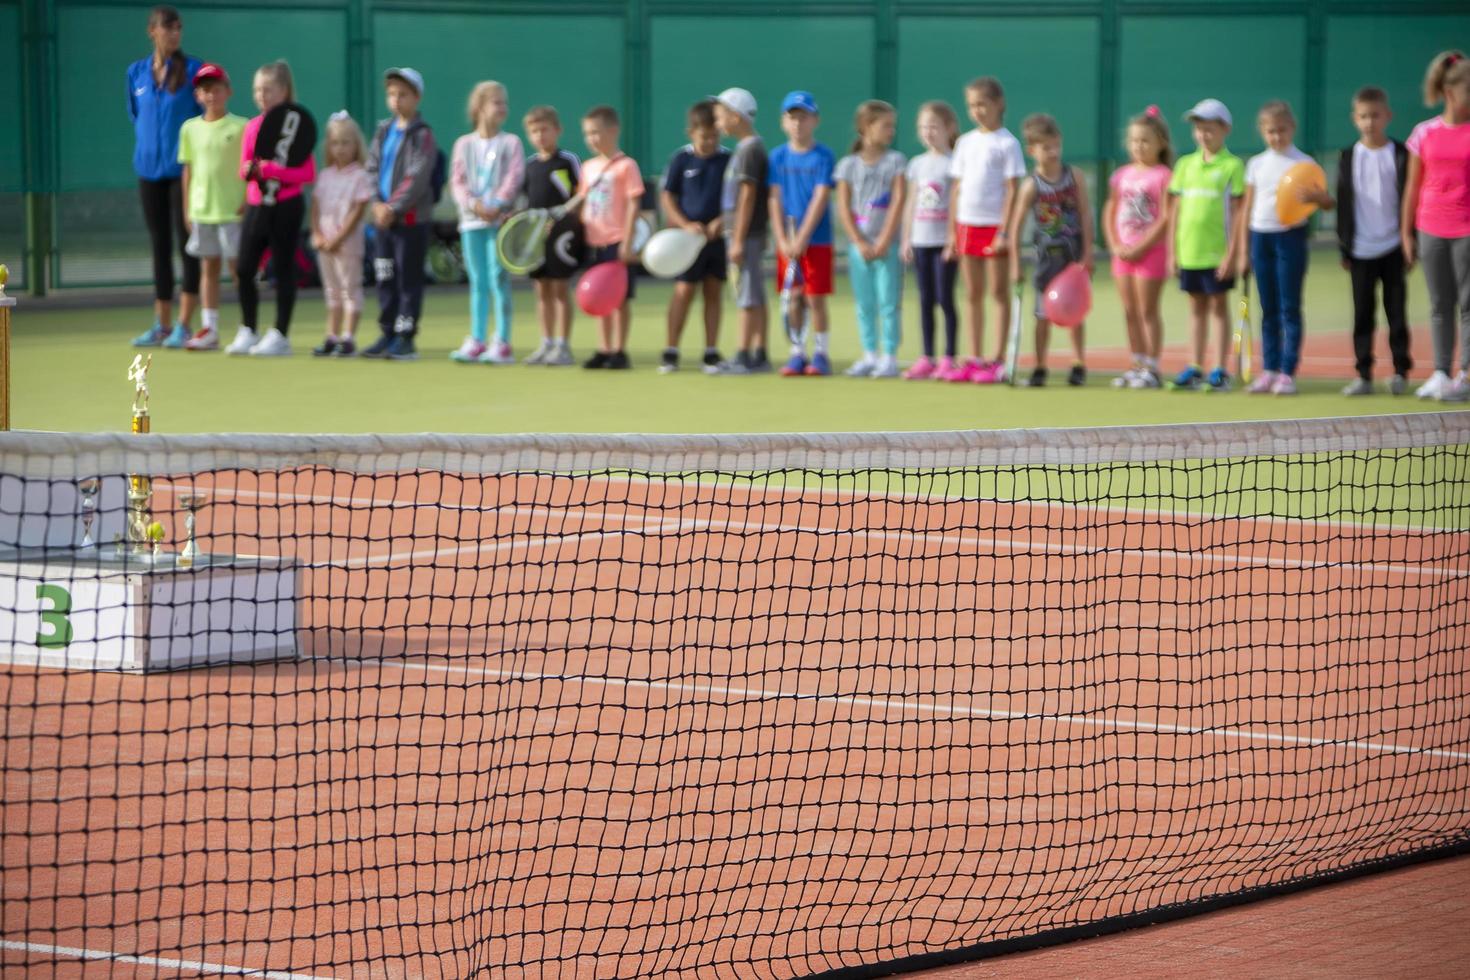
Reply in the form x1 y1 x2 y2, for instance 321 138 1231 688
0 547 296 671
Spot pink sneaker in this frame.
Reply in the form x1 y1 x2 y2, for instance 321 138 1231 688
1246 370 1277 394
942 358 981 382
903 356 937 380
1270 373 1297 395
971 360 1005 384
934 356 956 378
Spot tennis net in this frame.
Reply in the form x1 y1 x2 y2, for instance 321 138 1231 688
2 413 1469 979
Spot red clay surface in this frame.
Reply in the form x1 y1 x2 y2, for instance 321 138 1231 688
3 468 1468 978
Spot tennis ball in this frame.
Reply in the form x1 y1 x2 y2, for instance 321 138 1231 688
146 521 166 542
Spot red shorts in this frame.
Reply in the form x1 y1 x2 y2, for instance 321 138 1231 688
956 223 1006 258
775 244 834 296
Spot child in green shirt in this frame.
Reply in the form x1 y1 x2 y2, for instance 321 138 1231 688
1167 98 1245 391
177 63 247 351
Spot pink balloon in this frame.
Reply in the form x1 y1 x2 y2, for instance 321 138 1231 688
577 261 628 317
1042 263 1092 328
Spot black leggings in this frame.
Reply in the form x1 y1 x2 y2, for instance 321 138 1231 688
237 197 306 336
139 177 200 303
913 246 958 358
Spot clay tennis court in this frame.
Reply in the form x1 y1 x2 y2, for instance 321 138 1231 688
3 449 1469 978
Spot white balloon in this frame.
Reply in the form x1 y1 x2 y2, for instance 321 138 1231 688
641 228 705 279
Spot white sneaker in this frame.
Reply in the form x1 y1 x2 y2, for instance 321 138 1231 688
1440 372 1470 403
224 326 257 356
248 328 291 357
523 340 553 365
871 354 900 378
1113 367 1139 388
845 353 878 377
544 343 575 366
1417 370 1452 399
477 340 515 364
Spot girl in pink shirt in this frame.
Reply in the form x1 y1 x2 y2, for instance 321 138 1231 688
1404 51 1470 401
1103 106 1173 388
228 60 316 356
310 112 375 357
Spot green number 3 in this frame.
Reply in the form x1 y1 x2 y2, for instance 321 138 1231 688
35 583 74 648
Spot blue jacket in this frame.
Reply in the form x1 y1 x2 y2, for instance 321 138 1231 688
127 55 203 181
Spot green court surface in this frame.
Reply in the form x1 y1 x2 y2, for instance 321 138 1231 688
9 249 1450 436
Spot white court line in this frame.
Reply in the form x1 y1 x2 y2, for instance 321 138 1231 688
0 939 333 980
159 474 1470 537
173 483 1467 581
355 658 1470 765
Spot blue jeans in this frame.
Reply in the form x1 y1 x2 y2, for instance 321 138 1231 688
462 226 512 344
1250 226 1309 375
847 243 902 355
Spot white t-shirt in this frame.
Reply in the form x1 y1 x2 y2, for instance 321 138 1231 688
1245 145 1313 232
1351 141 1400 259
906 151 953 248
949 127 1026 226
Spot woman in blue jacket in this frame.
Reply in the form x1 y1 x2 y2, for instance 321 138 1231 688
128 5 202 347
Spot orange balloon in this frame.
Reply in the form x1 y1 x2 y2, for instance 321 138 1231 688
1276 160 1327 226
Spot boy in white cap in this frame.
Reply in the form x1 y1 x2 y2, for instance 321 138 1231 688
1167 97 1245 391
710 86 771 373
364 67 438 360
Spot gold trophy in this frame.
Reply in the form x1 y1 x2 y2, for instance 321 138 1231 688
126 355 153 557
0 263 12 432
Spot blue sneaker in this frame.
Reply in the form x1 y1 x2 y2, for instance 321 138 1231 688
385 334 418 360
779 353 807 377
805 352 832 376
1170 365 1204 391
132 323 167 347
1206 367 1232 391
160 323 190 348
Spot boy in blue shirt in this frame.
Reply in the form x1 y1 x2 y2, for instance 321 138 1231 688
659 100 732 373
768 91 836 376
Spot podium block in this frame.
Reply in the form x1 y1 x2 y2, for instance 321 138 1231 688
0 548 296 671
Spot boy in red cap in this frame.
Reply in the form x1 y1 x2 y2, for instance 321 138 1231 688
177 63 247 350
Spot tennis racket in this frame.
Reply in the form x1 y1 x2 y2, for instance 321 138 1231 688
497 155 626 275
1234 270 1254 384
497 208 562 275
1004 281 1025 384
780 218 808 348
254 102 317 207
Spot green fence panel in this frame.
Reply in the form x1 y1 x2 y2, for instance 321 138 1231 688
1118 14 1308 158
895 15 1102 161
648 14 876 173
1323 13 1470 149
372 9 624 173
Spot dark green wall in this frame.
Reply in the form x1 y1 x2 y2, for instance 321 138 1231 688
10 0 1469 291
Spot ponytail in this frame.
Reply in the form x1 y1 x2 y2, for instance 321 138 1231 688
1423 50 1466 107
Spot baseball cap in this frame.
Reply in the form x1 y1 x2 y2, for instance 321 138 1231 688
711 87 757 121
384 67 424 96
780 90 820 115
192 63 229 87
1184 98 1232 127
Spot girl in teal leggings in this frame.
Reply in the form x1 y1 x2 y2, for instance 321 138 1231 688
835 101 908 378
449 81 525 364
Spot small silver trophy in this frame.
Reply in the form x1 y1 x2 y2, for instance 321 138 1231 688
177 492 208 568
78 478 101 548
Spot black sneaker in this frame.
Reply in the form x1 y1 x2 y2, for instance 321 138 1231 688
583 351 611 369
334 338 357 358
607 350 632 370
748 350 774 374
386 335 418 360
1068 364 1087 387
703 350 722 368
658 350 679 374
1027 367 1048 387
312 337 339 357
361 335 393 359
